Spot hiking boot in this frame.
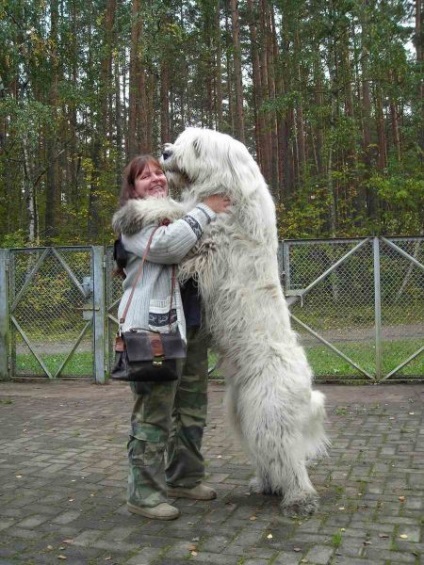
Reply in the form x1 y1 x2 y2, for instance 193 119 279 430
127 502 180 520
167 484 217 500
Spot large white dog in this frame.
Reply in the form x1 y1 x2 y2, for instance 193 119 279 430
161 128 328 516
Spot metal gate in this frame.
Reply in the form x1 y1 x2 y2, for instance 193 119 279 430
1 237 422 383
0 247 106 382
280 236 424 382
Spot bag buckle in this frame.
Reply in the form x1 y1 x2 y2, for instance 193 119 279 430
152 357 164 367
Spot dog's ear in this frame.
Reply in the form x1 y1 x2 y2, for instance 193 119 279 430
224 143 257 197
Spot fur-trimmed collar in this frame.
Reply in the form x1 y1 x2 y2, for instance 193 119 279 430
112 198 185 236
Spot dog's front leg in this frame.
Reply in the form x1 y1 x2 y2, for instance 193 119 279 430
178 237 216 284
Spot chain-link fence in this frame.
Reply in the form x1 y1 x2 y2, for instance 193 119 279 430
280 237 424 382
0 237 423 383
0 246 106 381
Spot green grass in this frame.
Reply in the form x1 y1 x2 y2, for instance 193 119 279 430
14 338 423 379
208 339 424 380
291 302 423 330
16 351 93 377
306 339 424 377
331 530 344 548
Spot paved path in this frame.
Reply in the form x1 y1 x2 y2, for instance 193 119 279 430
0 380 423 565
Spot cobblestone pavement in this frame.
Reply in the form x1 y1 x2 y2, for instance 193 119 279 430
0 380 423 565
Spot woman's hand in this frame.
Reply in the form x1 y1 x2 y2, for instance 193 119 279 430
203 194 232 213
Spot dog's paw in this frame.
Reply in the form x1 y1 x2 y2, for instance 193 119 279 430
281 494 319 517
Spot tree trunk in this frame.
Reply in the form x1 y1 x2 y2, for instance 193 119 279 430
44 0 60 242
246 0 262 165
88 0 116 241
360 0 375 220
214 1 223 130
128 0 143 158
415 0 424 156
230 0 245 142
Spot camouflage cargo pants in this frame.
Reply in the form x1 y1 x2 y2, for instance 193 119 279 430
127 327 209 508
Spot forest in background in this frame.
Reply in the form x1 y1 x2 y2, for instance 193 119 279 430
0 0 423 247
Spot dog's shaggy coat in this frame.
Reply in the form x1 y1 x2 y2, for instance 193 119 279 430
160 128 329 516
123 128 328 516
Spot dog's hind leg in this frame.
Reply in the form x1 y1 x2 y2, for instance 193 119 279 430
277 454 320 517
242 411 320 516
253 448 319 515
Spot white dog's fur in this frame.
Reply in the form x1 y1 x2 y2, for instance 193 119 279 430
161 128 328 516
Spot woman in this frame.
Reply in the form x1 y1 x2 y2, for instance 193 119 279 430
112 154 230 520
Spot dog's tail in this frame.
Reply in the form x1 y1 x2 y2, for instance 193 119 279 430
304 390 330 462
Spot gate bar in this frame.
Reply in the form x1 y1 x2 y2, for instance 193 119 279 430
51 248 87 296
54 320 92 378
0 249 10 379
381 237 424 271
382 345 424 381
93 247 106 384
373 237 382 381
10 248 49 311
291 314 374 380
292 238 371 298
11 315 53 378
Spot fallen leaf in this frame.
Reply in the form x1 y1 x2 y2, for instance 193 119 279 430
191 551 198 557
398 496 405 502
379 534 389 538
293 546 302 552
188 544 197 551
47 545 53 550
249 516 257 521
62 539 73 544
58 556 67 560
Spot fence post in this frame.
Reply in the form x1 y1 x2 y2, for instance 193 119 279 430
0 249 10 380
92 246 106 384
373 237 382 381
283 241 290 292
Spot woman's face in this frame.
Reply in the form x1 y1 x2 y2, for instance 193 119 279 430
134 162 168 199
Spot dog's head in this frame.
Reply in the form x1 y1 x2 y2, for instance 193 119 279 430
161 127 277 241
161 128 262 200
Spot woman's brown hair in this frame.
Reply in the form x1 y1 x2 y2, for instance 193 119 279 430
114 154 163 278
118 154 163 207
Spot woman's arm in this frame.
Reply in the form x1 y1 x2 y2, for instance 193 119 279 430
122 203 216 264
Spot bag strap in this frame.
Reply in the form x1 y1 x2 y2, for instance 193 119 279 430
119 222 176 331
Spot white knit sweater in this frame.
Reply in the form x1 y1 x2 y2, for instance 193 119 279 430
112 198 216 340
